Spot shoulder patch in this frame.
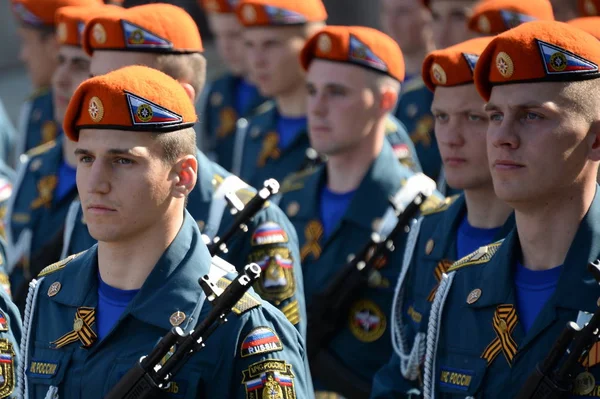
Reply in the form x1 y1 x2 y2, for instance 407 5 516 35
216 277 261 315
240 326 283 358
421 194 459 216
29 86 51 100
25 140 57 158
447 240 504 273
279 167 319 194
37 252 84 278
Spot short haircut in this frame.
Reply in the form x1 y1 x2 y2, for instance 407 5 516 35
154 53 207 103
365 68 402 96
560 79 600 124
152 126 197 166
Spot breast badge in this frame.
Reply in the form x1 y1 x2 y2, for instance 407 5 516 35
348 299 387 343
0 340 14 397
242 359 296 399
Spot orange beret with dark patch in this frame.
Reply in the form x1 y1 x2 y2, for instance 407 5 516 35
568 17 600 40
474 20 600 101
56 5 118 47
235 0 327 27
468 0 554 34
422 36 494 91
11 0 103 27
64 65 197 141
300 25 405 82
200 0 238 13
83 3 203 56
579 0 600 16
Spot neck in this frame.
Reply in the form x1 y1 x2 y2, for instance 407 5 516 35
463 185 512 229
326 126 384 193
97 211 184 290
516 183 596 271
275 83 307 117
404 51 430 78
62 137 78 167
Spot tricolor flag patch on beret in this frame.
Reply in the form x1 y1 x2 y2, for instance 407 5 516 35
125 92 183 126
264 5 307 24
462 53 479 73
500 10 536 30
12 3 44 26
537 40 598 75
349 35 388 73
240 327 283 358
251 222 289 246
121 21 172 49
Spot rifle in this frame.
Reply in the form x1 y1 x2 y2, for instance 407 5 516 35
306 173 436 398
516 260 600 399
105 263 261 399
205 179 279 256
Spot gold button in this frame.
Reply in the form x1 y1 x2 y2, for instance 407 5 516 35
47 282 61 297
466 288 482 304
170 311 186 327
425 239 435 255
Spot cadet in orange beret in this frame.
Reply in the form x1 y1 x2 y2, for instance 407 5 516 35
468 0 554 35
371 36 514 398
11 0 103 159
197 0 268 171
16 64 312 399
420 21 600 398
62 3 309 337
278 24 444 399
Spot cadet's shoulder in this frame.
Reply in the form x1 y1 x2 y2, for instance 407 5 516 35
24 139 58 160
28 87 52 102
399 78 431 98
384 115 408 136
447 240 504 273
421 194 460 217
279 166 320 195
246 101 277 124
37 251 87 278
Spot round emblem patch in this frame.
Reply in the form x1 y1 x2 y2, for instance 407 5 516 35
348 299 387 343
495 51 514 78
136 104 153 123
47 282 61 297
57 22 68 43
170 311 186 327
92 23 107 45
574 371 596 395
317 33 332 53
477 15 491 34
88 96 104 123
431 63 447 85
242 4 256 23
585 0 598 16
286 201 300 217
130 29 145 44
549 52 567 72
466 288 482 304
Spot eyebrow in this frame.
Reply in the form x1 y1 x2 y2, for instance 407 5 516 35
74 148 140 156
484 102 548 112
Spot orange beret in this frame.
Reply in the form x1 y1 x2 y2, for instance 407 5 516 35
474 21 600 101
200 0 238 13
56 5 117 47
235 0 327 27
579 0 600 16
11 0 103 27
64 65 197 141
300 26 405 82
568 17 600 40
422 37 494 91
468 0 554 34
83 3 203 56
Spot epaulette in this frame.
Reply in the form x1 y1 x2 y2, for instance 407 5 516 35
421 194 459 216
25 139 57 159
28 86 51 101
38 252 84 278
401 78 427 96
384 117 398 135
250 100 275 118
279 167 319 194
212 173 226 191
216 277 262 315
447 240 504 273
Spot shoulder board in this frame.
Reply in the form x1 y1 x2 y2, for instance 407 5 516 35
38 251 84 278
28 86 51 100
421 194 459 216
212 173 226 191
384 117 398 135
447 240 504 273
26 139 57 158
250 101 275 118
216 277 261 315
402 78 427 95
279 167 319 194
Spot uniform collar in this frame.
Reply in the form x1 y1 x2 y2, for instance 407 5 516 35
46 211 211 331
255 106 309 152
426 195 467 261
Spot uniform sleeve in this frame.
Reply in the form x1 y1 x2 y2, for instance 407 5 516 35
370 353 421 399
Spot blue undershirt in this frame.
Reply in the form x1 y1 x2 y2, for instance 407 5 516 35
56 161 77 202
234 78 260 115
97 274 140 340
514 262 562 334
276 115 307 150
319 186 357 239
455 215 502 259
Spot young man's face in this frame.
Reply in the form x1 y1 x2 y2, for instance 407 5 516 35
18 26 60 89
306 60 382 156
432 84 491 190
76 129 178 243
208 13 247 76
90 50 159 77
52 46 91 123
243 26 307 97
486 81 596 206
430 0 477 49
380 0 433 55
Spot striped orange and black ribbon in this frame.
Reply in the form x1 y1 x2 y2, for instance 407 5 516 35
427 260 453 302
481 304 519 366
51 307 97 349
